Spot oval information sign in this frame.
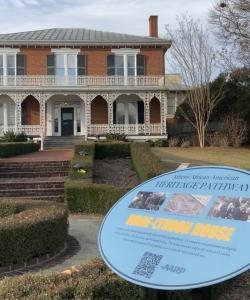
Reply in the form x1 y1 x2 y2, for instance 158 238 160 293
98 166 250 290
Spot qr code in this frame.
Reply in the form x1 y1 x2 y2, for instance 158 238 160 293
133 251 163 279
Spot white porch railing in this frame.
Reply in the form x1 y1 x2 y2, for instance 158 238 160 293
0 75 166 87
0 126 41 137
87 123 162 136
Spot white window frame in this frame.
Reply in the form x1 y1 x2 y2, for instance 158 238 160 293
111 48 140 78
0 48 20 78
166 94 178 117
52 48 80 77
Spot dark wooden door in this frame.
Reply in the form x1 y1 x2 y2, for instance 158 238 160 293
61 107 74 136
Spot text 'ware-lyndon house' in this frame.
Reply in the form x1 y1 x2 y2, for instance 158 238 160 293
0 16 185 147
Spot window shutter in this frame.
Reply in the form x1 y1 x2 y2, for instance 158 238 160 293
137 54 146 76
138 101 144 124
47 55 55 75
107 54 115 76
77 55 87 75
113 101 116 124
16 54 26 75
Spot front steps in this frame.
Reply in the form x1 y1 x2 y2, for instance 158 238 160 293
44 136 85 149
0 160 71 202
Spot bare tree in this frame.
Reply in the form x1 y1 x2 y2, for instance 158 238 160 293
209 0 250 68
166 16 224 148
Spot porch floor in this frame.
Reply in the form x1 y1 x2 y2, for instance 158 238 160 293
0 149 74 162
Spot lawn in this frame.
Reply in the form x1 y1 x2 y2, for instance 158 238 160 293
152 147 250 171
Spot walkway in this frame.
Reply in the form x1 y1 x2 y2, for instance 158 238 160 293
44 214 103 273
0 149 74 162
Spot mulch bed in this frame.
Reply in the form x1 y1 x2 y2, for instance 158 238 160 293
93 158 140 188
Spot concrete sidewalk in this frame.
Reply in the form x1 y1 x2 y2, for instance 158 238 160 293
44 214 103 273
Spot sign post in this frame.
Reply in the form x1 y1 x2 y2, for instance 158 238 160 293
98 166 250 294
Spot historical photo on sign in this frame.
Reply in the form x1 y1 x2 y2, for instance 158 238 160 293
165 193 211 215
209 196 250 221
128 191 167 211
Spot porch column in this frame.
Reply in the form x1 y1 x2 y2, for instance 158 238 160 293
15 98 22 133
3 103 8 132
47 100 53 136
144 96 150 135
160 92 167 135
85 95 91 137
39 99 46 136
108 94 116 134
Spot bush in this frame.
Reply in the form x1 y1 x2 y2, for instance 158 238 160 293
130 143 167 181
148 139 168 147
0 203 22 218
168 136 180 147
0 199 68 266
208 132 230 147
105 133 126 141
0 142 39 158
95 142 131 159
181 140 191 148
2 131 27 143
66 181 127 214
0 258 147 300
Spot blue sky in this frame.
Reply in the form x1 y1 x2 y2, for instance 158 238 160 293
0 0 213 36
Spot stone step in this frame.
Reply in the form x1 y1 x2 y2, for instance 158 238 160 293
0 188 64 197
0 161 70 168
0 195 65 202
0 171 69 178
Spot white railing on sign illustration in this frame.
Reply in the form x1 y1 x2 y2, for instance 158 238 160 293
0 75 166 87
87 123 162 136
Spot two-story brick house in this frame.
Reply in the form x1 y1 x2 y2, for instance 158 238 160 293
0 16 185 146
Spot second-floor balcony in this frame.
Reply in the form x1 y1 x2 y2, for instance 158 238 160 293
0 75 184 89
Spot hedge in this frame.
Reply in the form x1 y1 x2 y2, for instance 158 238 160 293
130 143 168 181
0 199 68 266
66 181 128 214
0 258 148 300
0 142 39 158
95 142 131 159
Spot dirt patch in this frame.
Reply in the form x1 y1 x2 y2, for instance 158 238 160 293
93 158 140 188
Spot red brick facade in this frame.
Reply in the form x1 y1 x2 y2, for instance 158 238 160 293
18 46 165 76
91 96 108 124
22 96 40 125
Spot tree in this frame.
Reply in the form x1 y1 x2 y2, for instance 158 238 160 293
165 16 224 148
209 0 250 68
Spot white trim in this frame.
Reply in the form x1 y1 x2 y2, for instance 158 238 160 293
111 48 140 55
51 48 80 54
0 48 20 54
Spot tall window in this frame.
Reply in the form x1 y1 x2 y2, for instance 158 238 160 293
0 54 16 76
116 101 137 124
0 105 3 126
55 54 77 77
167 96 176 115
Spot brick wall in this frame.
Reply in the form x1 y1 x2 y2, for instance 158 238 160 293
150 97 161 123
18 46 165 76
22 96 40 125
91 96 108 124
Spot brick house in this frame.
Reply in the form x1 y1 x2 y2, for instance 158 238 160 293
0 16 185 146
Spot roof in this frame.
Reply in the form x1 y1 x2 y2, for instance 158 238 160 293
0 28 171 48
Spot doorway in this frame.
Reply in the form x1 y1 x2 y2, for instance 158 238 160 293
61 107 74 136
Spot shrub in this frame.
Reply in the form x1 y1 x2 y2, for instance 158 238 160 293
149 139 168 147
105 133 126 141
168 136 180 147
181 140 191 148
2 131 27 143
0 142 39 158
95 142 131 159
0 203 22 218
208 132 230 147
66 181 127 214
0 199 68 266
223 113 248 147
0 258 147 300
130 143 167 181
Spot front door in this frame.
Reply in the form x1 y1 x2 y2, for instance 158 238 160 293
61 107 74 136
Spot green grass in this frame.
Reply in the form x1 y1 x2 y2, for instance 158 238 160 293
152 147 250 171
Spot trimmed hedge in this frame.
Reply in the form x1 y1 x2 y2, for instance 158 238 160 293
0 199 68 266
131 143 167 181
0 142 39 158
0 258 147 300
95 142 130 159
66 181 128 214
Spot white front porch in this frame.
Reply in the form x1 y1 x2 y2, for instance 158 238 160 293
0 91 169 138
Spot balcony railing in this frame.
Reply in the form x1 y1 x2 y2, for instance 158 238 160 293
0 75 167 87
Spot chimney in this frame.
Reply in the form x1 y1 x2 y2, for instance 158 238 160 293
149 15 158 38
